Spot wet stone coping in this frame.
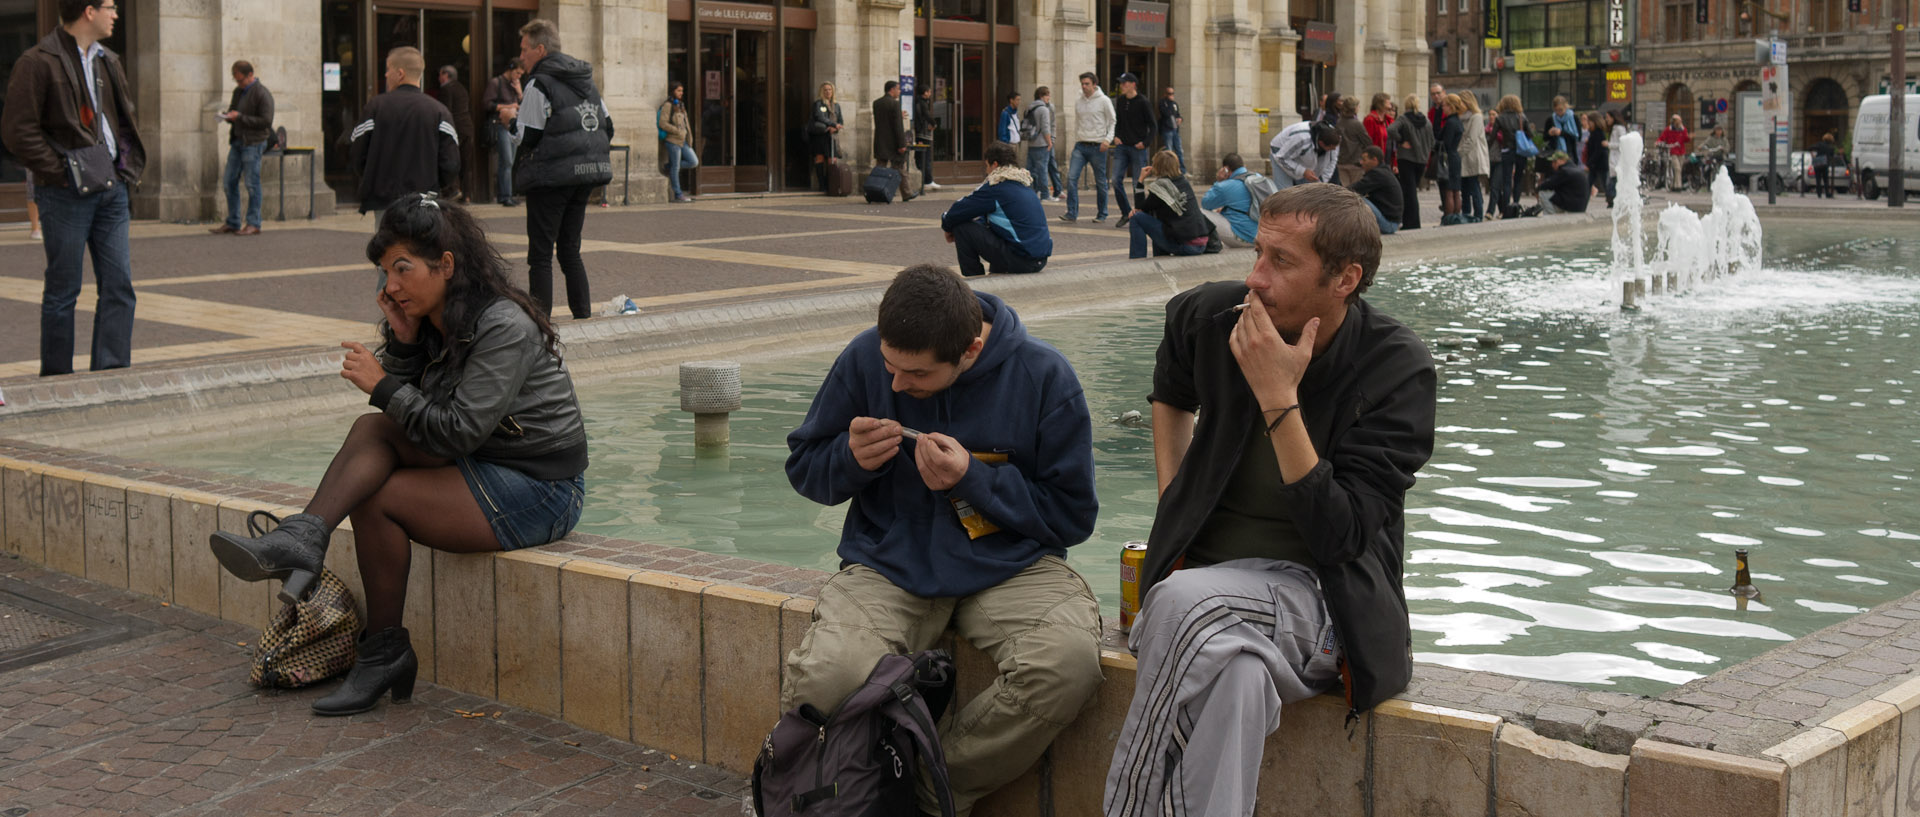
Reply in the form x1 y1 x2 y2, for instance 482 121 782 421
5 429 1919 760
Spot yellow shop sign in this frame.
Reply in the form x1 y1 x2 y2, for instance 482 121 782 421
1515 47 1578 73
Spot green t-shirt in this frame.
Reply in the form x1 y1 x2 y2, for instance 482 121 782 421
1187 414 1318 569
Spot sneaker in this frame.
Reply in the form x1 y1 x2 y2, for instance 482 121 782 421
1092 215 1108 224
1058 213 1077 223
926 182 943 191
1046 195 1061 202
1114 214 1131 228
29 228 42 240
674 194 694 203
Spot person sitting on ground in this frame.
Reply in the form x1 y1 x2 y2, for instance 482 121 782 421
1533 150 1590 215
206 194 587 717
939 141 1052 277
1348 145 1402 234
1268 119 1340 188
783 263 1103 817
1199 152 1259 247
1128 149 1213 259
1102 183 1436 817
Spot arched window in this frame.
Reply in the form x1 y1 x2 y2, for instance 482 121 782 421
1802 77 1850 149
1664 83 1695 134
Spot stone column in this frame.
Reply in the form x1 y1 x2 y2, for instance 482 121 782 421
207 0 329 220
132 0 220 221
553 0 666 203
1197 2 1261 173
1396 0 1431 102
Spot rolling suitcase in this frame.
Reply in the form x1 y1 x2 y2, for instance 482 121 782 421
864 166 902 204
825 162 854 197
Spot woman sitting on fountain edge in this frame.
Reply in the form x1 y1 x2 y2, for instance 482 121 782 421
207 193 588 716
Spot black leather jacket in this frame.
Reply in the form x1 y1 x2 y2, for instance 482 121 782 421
371 299 587 480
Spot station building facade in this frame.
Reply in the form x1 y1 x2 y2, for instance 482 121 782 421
0 0 1429 222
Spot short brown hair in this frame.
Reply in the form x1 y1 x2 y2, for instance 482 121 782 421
878 265 983 364
1149 149 1182 179
520 18 561 53
387 47 425 82
1258 184 1382 304
232 60 255 77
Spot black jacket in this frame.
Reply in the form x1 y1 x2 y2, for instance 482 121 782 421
349 84 459 212
513 51 614 192
1 28 146 189
872 93 906 161
1157 97 1180 133
439 79 473 140
227 79 274 146
371 298 587 480
1538 163 1591 212
1113 92 1157 147
1350 165 1403 222
1144 282 1436 717
1139 176 1209 244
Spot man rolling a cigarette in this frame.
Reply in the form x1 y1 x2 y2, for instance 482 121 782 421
783 264 1104 816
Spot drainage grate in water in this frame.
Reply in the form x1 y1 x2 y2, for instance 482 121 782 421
0 600 87 652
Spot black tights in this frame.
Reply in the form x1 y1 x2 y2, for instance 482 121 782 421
306 413 498 632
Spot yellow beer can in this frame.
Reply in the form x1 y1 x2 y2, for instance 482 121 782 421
1120 541 1148 632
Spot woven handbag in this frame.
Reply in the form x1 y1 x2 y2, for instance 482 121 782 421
250 567 362 688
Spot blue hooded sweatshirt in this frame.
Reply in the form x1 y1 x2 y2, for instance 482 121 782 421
939 176 1054 261
785 293 1097 597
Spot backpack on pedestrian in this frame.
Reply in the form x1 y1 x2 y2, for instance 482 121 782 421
1240 171 1280 207
1020 104 1043 143
752 650 958 817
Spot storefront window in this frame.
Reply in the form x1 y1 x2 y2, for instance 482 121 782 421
1506 1 1601 50
934 0 991 21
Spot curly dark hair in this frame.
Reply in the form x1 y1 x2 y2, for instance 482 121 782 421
366 194 562 370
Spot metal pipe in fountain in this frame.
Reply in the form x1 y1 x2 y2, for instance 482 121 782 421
680 361 744 450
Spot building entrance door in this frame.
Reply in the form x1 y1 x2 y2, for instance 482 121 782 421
696 28 770 194
929 42 985 183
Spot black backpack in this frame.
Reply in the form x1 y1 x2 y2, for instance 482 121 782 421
752 650 957 817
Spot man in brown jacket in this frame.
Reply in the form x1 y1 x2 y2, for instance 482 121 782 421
870 80 914 201
211 60 273 235
2 0 146 377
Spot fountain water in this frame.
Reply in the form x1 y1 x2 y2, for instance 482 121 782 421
1612 132 1764 309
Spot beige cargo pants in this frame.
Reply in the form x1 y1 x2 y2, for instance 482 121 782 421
781 555 1105 817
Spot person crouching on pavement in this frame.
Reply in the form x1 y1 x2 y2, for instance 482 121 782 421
1349 145 1403 234
1531 150 1589 216
940 141 1052 277
207 195 587 717
1104 182 1436 817
783 264 1103 817
1128 149 1212 258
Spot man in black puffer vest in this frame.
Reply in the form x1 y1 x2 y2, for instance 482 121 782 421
497 18 613 321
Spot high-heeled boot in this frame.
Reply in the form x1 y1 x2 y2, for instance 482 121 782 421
209 511 329 605
312 626 418 717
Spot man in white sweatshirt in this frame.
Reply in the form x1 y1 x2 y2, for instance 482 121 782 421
1268 120 1341 189
1061 71 1116 223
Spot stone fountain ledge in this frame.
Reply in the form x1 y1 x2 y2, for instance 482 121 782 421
5 430 1920 817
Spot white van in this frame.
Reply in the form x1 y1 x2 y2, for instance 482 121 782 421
1851 94 1920 200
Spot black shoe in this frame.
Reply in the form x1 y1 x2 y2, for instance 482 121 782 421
499 197 520 207
312 627 418 717
209 511 329 605
1058 213 1077 223
1115 214 1131 228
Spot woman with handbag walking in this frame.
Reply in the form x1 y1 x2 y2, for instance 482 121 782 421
207 195 587 716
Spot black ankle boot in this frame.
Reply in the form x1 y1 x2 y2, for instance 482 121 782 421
312 627 418 717
209 511 329 604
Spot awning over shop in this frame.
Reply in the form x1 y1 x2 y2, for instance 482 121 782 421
1514 46 1577 73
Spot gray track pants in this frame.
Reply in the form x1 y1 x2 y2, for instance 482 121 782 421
1103 559 1342 817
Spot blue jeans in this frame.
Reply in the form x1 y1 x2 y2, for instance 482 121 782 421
36 183 135 376
1464 175 1486 219
493 122 516 201
1160 128 1185 172
1065 141 1109 219
223 141 265 228
664 142 699 197
1026 145 1054 197
1363 199 1400 234
1109 144 1149 213
1128 212 1207 259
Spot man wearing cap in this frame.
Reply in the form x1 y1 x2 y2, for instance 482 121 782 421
1108 72 1157 229
1531 150 1589 215
1267 119 1340 189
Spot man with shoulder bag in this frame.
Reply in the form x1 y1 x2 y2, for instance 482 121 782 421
2 0 146 377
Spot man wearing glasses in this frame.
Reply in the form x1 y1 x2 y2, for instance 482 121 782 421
3 0 145 377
